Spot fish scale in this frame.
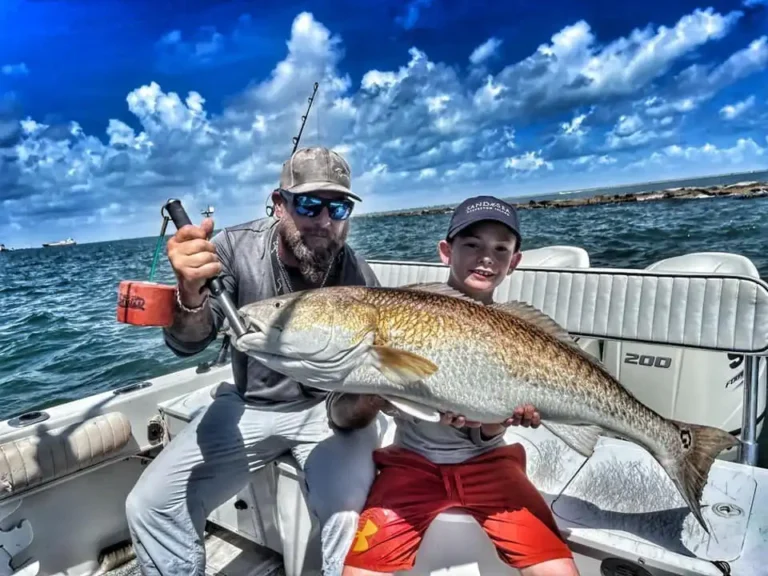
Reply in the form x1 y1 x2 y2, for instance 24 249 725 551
233 282 740 533
371 288 638 426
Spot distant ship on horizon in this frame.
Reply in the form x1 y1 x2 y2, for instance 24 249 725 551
42 237 76 248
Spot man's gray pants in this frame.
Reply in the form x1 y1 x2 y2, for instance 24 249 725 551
125 386 380 576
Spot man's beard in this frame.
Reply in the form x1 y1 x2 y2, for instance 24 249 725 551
278 217 348 285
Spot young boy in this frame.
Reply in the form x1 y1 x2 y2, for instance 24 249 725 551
341 196 580 576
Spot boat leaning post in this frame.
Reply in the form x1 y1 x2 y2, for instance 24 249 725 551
740 355 763 466
162 199 249 339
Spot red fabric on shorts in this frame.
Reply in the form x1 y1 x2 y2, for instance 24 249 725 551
344 443 573 572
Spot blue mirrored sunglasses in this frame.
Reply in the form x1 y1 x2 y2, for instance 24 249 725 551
279 189 354 221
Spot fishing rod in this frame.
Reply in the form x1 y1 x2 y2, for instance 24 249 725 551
266 81 320 217
292 81 319 154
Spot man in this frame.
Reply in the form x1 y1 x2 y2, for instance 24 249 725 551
125 147 386 576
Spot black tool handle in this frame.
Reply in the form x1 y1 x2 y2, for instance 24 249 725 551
163 199 247 338
164 199 193 229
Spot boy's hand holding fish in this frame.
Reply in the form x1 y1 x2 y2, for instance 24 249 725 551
440 403 541 437
337 395 539 435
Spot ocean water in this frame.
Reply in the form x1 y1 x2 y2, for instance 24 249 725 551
1 195 767 455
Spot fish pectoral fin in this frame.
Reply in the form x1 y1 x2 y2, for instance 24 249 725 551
542 422 605 458
381 395 442 422
370 345 438 385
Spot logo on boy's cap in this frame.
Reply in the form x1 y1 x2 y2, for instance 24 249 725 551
446 195 522 245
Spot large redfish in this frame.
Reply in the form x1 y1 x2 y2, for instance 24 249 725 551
230 282 739 533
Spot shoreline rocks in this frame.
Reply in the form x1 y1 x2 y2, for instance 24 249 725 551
356 181 768 219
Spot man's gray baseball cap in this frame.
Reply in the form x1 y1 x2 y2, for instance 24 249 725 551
279 147 361 202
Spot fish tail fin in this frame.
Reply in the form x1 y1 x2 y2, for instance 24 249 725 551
656 420 740 534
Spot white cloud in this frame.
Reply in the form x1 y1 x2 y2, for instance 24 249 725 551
660 138 765 162
708 36 768 88
605 114 670 149
643 96 697 117
613 114 643 137
561 112 590 139
626 138 766 175
543 108 595 160
2 7 767 242
505 151 553 172
570 154 617 169
606 29 768 131
720 95 756 119
652 36 768 118
489 8 741 115
2 63 29 76
469 37 502 65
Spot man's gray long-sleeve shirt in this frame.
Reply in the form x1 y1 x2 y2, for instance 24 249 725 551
163 216 379 404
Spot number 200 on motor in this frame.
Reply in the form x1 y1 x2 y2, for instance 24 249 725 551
623 353 672 369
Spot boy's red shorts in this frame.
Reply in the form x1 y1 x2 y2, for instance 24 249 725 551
344 443 572 572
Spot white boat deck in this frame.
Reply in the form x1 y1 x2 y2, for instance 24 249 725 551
156 377 768 576
102 525 284 576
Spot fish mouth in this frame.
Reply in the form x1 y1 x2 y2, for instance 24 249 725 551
234 315 267 348
240 314 281 337
235 313 294 357
241 313 262 334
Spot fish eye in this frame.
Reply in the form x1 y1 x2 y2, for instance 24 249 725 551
274 302 282 308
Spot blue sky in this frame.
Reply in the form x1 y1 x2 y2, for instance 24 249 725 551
1 0 767 246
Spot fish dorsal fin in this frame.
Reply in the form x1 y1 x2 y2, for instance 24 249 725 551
399 282 480 305
489 301 575 343
491 301 601 363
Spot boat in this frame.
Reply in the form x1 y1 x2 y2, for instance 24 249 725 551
41 238 76 248
1 246 766 576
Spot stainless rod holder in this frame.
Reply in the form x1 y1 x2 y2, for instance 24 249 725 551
738 356 761 466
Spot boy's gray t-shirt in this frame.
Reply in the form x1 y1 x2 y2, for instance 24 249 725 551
391 412 506 465
163 216 380 404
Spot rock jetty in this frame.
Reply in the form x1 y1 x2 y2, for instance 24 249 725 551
357 181 768 219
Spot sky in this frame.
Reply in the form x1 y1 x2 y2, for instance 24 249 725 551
1 0 767 246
